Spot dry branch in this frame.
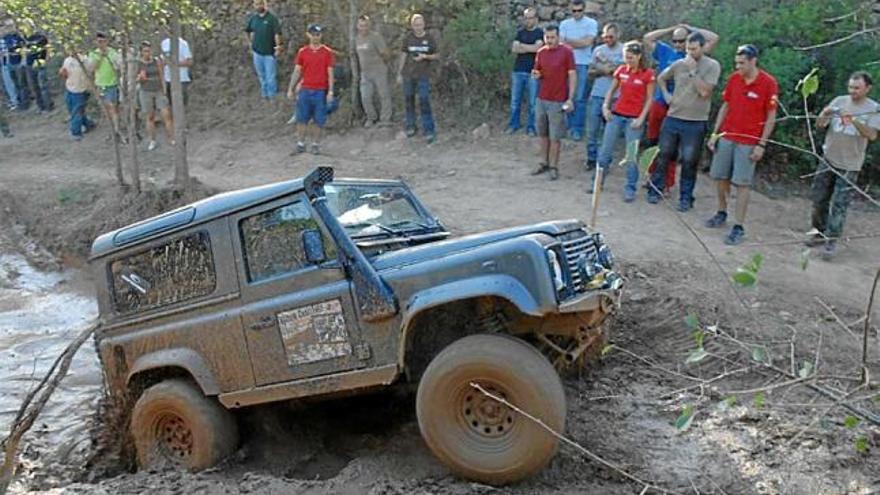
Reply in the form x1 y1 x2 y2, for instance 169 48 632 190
794 27 880 50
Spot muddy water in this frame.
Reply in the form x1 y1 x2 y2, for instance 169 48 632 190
0 248 100 493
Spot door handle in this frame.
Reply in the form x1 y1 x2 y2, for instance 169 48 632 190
248 316 276 330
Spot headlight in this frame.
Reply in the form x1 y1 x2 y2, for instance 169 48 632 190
546 249 566 292
597 244 614 269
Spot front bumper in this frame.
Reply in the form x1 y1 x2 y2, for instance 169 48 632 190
557 285 622 315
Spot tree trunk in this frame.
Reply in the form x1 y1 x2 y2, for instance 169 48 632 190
170 10 190 193
121 32 141 193
347 0 361 125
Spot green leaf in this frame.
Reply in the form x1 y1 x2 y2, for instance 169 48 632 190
685 312 700 330
623 139 640 165
733 268 758 287
725 396 737 408
800 248 810 271
855 436 868 454
717 395 737 412
692 329 705 349
798 68 820 98
749 253 764 273
638 146 660 172
686 347 709 364
674 405 696 431
754 391 765 408
601 344 614 357
751 346 768 364
798 361 814 378
844 415 860 429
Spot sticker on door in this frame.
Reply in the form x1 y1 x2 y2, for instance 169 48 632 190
277 299 353 366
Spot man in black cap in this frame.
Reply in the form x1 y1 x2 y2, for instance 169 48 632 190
287 24 335 154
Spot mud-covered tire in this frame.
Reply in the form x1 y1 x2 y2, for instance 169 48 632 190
416 334 566 485
131 379 238 471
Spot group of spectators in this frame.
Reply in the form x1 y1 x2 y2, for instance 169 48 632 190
1 20 191 149
512 1 878 257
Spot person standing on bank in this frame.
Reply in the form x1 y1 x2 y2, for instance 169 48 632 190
397 14 439 143
531 25 576 181
287 24 335 155
559 0 598 141
591 40 654 201
245 0 283 100
585 22 623 169
137 41 175 151
355 15 392 127
705 44 778 245
647 32 721 211
808 71 879 260
505 7 543 136
59 48 95 140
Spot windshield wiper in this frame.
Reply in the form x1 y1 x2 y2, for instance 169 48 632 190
346 221 404 237
388 219 436 231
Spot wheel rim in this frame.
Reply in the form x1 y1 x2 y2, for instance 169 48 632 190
458 381 517 441
154 412 193 464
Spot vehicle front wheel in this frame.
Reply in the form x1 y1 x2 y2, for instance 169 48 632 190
416 334 566 485
131 378 238 471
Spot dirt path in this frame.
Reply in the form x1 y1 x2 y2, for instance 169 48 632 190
0 105 878 494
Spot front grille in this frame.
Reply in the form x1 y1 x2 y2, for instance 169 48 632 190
560 231 598 293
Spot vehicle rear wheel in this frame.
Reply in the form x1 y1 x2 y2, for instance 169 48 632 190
416 334 566 485
131 378 238 471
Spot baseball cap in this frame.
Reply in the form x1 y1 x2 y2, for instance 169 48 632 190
308 24 323 34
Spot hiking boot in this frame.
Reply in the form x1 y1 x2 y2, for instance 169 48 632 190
584 159 597 171
705 211 728 228
364 120 374 128
147 140 158 151
310 142 320 155
646 192 661 204
526 129 537 137
676 198 694 212
405 128 417 138
296 141 306 154
531 163 549 176
820 241 837 261
623 190 636 203
503 127 517 135
724 225 746 245
425 133 436 144
548 167 559 181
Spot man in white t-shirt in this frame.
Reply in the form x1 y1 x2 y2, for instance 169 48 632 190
559 0 598 141
59 49 96 140
160 37 193 106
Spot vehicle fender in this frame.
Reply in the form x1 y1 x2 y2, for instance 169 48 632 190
126 348 221 396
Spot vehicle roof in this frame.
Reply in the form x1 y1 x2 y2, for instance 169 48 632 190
90 177 403 259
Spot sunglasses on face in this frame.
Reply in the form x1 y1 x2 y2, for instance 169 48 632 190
671 38 687 44
571 8 584 13
736 44 758 58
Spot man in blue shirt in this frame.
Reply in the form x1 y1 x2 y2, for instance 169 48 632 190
0 27 23 110
559 0 598 141
584 23 623 169
506 7 543 136
642 23 718 190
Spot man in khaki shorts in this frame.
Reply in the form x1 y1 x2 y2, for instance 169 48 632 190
531 25 575 181
706 44 777 245
137 41 174 151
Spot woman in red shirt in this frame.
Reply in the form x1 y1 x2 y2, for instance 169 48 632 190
593 40 655 202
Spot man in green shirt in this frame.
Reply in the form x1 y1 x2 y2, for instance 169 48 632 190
87 32 122 135
245 0 283 99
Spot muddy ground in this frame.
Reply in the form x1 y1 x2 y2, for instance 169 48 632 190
0 96 878 494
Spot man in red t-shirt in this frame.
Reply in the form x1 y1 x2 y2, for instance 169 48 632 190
287 24 335 154
530 25 576 181
706 44 778 245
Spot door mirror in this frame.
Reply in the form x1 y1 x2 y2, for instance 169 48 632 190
302 229 327 264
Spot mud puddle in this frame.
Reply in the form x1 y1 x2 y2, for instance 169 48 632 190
0 243 100 493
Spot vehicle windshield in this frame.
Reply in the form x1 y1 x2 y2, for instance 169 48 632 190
324 183 436 238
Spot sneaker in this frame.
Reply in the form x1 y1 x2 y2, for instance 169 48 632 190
548 167 559 181
526 129 537 137
676 198 694 212
820 241 837 261
569 130 583 141
503 127 517 135
405 128 417 138
310 142 320 155
623 190 636 203
705 211 728 228
725 225 746 245
364 120 374 128
147 140 157 151
286 114 297 125
425 133 436 144
71 134 83 142
646 192 661 204
296 141 306 153
804 232 826 247
531 163 549 176
584 159 597 171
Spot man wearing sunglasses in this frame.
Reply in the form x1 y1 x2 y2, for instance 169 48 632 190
559 0 598 141
706 44 778 246
643 23 718 191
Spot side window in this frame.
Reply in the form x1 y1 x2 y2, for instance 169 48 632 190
110 231 216 315
240 201 331 283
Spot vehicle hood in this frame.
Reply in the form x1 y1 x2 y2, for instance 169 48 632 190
370 219 584 270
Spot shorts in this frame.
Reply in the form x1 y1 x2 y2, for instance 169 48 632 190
710 137 757 186
98 85 119 104
536 98 565 140
295 88 328 127
138 90 169 113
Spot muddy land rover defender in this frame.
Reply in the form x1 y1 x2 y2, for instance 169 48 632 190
90 167 622 485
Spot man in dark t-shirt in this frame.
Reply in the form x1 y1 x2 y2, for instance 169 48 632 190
396 13 439 143
506 7 544 136
245 0 283 99
531 25 576 181
24 32 53 112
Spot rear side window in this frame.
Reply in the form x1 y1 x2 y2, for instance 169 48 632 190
240 201 327 282
110 232 216 315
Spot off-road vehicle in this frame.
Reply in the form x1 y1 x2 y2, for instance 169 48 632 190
90 167 622 484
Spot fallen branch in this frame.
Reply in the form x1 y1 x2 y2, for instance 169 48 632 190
787 383 867 446
794 27 880 51
0 322 97 495
815 297 859 339
469 382 671 494
862 267 879 383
